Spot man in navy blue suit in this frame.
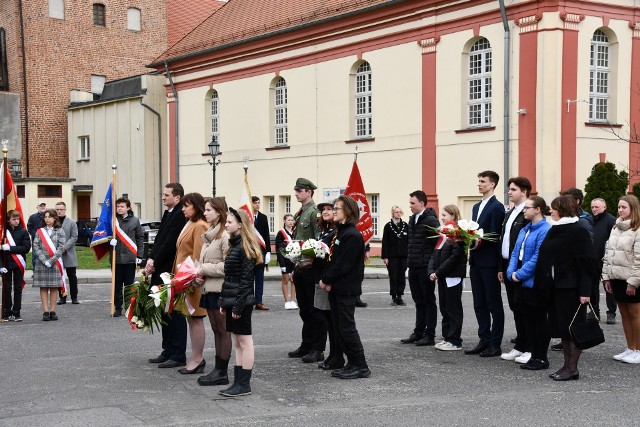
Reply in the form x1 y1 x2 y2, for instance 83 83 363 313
464 171 506 357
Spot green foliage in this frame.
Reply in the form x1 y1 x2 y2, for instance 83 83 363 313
582 162 629 214
27 246 111 270
633 182 640 200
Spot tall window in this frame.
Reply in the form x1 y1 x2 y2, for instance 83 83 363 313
48 0 65 19
267 196 275 233
78 136 90 160
367 193 380 238
468 38 492 127
589 30 610 122
211 90 219 143
127 8 141 31
93 3 106 26
274 78 288 146
282 196 291 215
0 28 7 91
355 62 373 138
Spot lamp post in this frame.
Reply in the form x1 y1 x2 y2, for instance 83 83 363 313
208 135 221 196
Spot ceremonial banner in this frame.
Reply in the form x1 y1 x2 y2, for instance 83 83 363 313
344 161 374 244
238 172 266 250
91 183 113 261
0 161 26 235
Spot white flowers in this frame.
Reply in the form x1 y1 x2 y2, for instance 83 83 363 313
159 272 172 285
285 241 302 259
457 219 480 231
148 285 163 307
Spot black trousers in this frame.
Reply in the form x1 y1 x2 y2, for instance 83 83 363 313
437 278 464 346
151 272 186 362
2 268 23 316
408 267 437 339
58 267 78 300
502 259 527 352
469 265 504 347
592 281 617 316
387 257 407 297
293 268 327 352
114 263 136 310
522 304 550 361
322 309 343 364
329 293 367 368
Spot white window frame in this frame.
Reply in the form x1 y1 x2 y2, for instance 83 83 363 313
467 38 492 128
78 136 90 161
589 30 610 123
127 8 141 32
284 196 291 215
274 78 288 146
267 196 275 234
367 193 380 238
355 62 373 138
211 90 219 143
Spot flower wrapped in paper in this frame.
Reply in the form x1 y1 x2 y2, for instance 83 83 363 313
155 256 200 315
124 275 166 333
428 220 497 254
282 239 329 268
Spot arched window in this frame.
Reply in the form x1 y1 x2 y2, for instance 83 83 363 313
355 61 373 138
467 38 492 127
93 3 106 26
211 90 219 142
127 8 141 31
274 77 288 146
589 30 610 122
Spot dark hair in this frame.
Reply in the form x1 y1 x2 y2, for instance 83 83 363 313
283 213 293 222
41 209 61 228
560 187 584 204
317 205 334 230
251 196 260 203
205 197 228 240
7 210 20 219
478 170 500 187
551 195 579 218
409 190 428 205
507 177 532 197
181 193 206 222
335 195 359 225
165 182 184 198
115 197 131 208
528 196 551 216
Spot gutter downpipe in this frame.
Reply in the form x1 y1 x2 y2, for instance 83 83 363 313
164 61 179 182
140 99 163 216
18 0 30 177
498 0 510 202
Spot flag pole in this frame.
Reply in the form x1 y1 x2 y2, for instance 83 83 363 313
0 141 7 322
354 145 358 162
110 163 117 316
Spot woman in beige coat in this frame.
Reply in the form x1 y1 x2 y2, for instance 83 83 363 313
602 195 640 364
195 197 232 386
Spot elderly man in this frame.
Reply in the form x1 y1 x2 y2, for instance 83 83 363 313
55 202 79 305
591 198 617 323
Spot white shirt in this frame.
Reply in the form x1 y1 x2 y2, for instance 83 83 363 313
413 209 425 224
476 195 493 221
501 202 526 259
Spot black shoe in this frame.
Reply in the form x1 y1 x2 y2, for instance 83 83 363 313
479 346 501 357
302 350 324 363
72 299 79 305
551 343 563 352
49 312 58 321
510 337 517 344
415 337 435 346
149 354 169 364
198 356 230 386
288 347 309 358
113 309 122 318
338 365 371 379
158 359 186 368
520 359 549 370
219 368 252 397
219 366 241 395
318 360 344 370
331 363 353 378
42 312 50 321
464 342 489 355
178 360 206 374
550 370 579 381
401 333 421 344
391 296 397 305
355 297 368 308
14 314 22 322
57 297 67 305
606 313 616 324
395 297 406 306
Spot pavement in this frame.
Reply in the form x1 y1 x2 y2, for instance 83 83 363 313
1 276 639 426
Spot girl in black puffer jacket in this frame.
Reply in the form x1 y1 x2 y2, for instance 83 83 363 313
218 207 263 397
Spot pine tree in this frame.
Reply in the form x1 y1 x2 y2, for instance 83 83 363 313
582 162 628 214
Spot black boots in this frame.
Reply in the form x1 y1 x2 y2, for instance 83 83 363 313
198 356 229 386
219 366 252 397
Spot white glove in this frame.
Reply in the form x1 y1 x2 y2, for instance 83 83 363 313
265 252 271 264
110 238 118 247
45 261 52 268
136 258 142 265
280 266 287 273
1 244 10 251
0 267 8 273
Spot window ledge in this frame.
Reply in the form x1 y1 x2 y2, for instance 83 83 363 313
455 126 496 134
201 152 223 157
345 137 375 144
585 122 623 129
265 146 290 151
77 158 90 162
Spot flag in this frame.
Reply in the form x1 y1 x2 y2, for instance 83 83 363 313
91 183 113 261
238 172 266 250
0 161 26 236
344 160 373 244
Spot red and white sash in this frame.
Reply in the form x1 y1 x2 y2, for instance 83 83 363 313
279 228 292 245
116 220 138 257
37 228 68 295
5 231 26 289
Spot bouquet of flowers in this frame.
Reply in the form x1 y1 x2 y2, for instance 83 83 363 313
154 256 200 315
124 274 166 333
282 239 329 268
429 219 497 254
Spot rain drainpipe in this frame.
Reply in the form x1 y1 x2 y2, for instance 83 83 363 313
498 0 510 202
140 99 163 215
164 61 179 182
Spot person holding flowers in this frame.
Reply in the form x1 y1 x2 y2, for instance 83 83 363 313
196 197 232 386
275 213 296 309
218 207 263 397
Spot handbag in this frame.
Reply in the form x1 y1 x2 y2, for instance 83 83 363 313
569 302 605 350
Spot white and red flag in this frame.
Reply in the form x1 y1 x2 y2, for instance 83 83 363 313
344 160 373 244
238 172 266 250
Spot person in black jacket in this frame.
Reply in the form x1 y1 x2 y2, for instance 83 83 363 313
1 210 31 321
400 190 440 346
591 198 617 323
381 205 408 305
428 205 467 351
144 183 188 368
251 196 271 310
319 195 369 379
218 207 263 397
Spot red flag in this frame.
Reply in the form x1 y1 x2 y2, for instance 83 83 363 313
0 161 26 235
344 161 373 244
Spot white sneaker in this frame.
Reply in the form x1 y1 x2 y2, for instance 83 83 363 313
613 348 634 361
434 340 448 349
514 352 532 364
621 350 640 364
501 349 523 361
284 301 292 310
438 342 462 351
291 301 299 309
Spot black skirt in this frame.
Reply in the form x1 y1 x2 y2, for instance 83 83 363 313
225 305 253 335
611 279 640 304
548 287 583 339
199 292 221 309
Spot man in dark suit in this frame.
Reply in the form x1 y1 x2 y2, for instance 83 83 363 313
497 177 531 362
252 196 271 310
144 183 188 368
400 190 440 346
465 171 506 357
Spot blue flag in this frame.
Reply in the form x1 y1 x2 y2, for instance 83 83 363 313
90 183 113 261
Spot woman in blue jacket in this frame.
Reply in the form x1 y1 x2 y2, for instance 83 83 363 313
507 196 552 370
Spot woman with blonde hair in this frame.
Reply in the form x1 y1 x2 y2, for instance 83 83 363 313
218 207 263 396
381 205 409 305
603 195 640 364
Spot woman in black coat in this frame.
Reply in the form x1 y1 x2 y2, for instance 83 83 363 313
319 195 369 380
535 195 599 381
381 205 408 305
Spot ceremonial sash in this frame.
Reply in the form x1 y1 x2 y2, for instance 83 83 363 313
434 233 447 250
5 231 26 289
37 228 68 295
279 229 292 245
115 221 138 257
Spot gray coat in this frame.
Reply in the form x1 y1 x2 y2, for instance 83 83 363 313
60 217 78 268
32 227 66 288
114 214 144 264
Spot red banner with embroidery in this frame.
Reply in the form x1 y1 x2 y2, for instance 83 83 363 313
5 230 26 289
37 228 68 295
344 161 374 244
115 220 138 257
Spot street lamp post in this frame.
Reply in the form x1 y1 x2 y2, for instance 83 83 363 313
208 135 221 197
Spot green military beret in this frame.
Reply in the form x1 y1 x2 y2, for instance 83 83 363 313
294 177 317 190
